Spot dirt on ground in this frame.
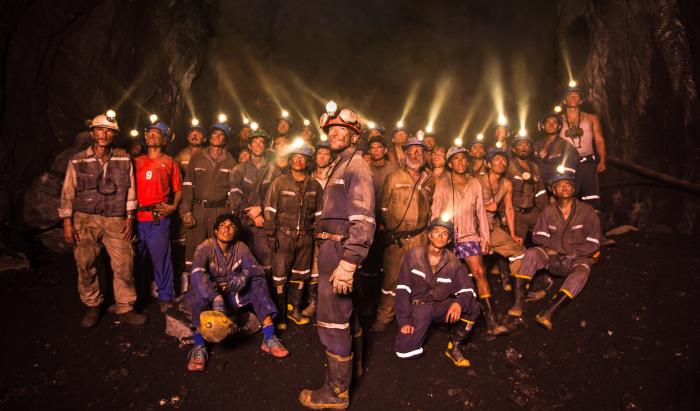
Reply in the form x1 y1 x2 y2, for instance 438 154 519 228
1 231 698 410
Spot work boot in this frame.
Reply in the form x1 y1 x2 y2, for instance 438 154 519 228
186 346 208 372
526 274 554 302
445 321 472 367
481 298 508 336
274 285 287 331
535 291 571 331
81 306 101 328
507 277 529 317
287 282 310 326
498 258 512 291
118 310 148 326
301 280 318 317
261 335 290 358
352 330 364 377
299 351 352 409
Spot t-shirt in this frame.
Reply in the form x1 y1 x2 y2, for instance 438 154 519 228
134 154 182 221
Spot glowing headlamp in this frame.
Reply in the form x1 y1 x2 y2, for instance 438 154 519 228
568 80 577 88
242 117 250 125
496 141 503 148
218 113 227 123
454 137 463 146
320 133 328 141
130 129 138 137
396 120 404 128
554 105 562 113
476 133 484 141
149 114 158 124
497 114 507 126
105 109 116 120
292 137 304 149
251 122 259 131
425 125 433 133
556 164 566 174
368 121 375 129
518 128 527 137
325 100 338 115
281 110 289 118
440 211 451 222
191 118 199 127
303 119 310 126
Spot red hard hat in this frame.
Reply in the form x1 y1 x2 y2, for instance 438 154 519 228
319 107 361 135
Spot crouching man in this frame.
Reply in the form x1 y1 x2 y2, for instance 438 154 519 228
183 213 289 372
394 218 481 367
507 169 601 330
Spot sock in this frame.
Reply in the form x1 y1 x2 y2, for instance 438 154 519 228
193 331 206 347
262 324 274 342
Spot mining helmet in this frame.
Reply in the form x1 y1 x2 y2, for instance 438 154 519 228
537 113 563 133
144 120 172 140
548 167 576 188
511 133 534 146
90 113 120 132
288 141 315 158
402 136 427 151
562 81 586 101
486 147 509 163
369 123 386 134
467 134 487 149
392 124 411 136
316 140 331 150
198 310 235 343
210 123 232 139
429 215 454 236
446 146 468 162
319 101 361 134
249 128 271 144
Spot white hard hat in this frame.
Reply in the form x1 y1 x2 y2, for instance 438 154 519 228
90 114 120 132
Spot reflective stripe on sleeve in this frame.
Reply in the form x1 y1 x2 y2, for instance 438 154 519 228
411 269 426 279
265 206 277 213
535 190 547 197
381 288 396 296
586 237 599 244
396 284 412 293
349 215 376 225
436 278 452 283
534 231 551 237
317 320 350 329
455 288 477 297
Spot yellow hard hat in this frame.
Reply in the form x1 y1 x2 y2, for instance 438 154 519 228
199 310 234 343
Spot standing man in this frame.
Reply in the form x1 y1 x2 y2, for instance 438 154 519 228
559 82 607 210
134 120 182 312
299 103 375 409
431 146 507 335
394 218 481 367
535 113 579 186
371 137 434 332
468 136 488 177
59 112 146 327
264 142 322 329
387 124 410 166
175 119 206 175
508 134 548 240
431 146 447 178
179 121 237 292
507 170 601 329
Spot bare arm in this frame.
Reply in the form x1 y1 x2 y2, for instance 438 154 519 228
590 113 607 172
503 179 520 242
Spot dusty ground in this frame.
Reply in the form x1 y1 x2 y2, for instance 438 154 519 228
1 231 698 410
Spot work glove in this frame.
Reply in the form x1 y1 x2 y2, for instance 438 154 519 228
212 294 225 312
329 260 357 295
182 212 196 229
229 269 251 293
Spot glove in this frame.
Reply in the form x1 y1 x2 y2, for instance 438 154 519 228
229 270 251 293
182 212 196 229
212 295 225 312
329 260 357 295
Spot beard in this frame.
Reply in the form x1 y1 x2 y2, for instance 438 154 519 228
406 157 424 171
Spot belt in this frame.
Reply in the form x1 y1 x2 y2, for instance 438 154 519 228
388 225 426 247
579 154 598 163
515 206 534 214
315 232 346 242
195 199 227 208
280 227 314 238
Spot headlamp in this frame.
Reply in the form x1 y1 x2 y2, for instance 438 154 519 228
496 141 503 148
440 211 451 222
320 133 328 141
368 121 375 129
243 117 250 125
396 120 404 128
149 114 158 124
426 125 433 133
554 105 562 113
191 118 199 127
218 113 227 123
251 122 259 131
325 100 338 115
518 128 527 137
498 114 507 126
303 119 310 126
281 110 289 118
568 80 577 88
291 137 304 149
105 109 116 121
476 133 484 141
454 137 463 146
130 129 138 137
556 164 566 174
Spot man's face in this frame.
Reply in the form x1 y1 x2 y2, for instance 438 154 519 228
238 149 250 163
248 137 267 157
424 136 436 151
91 127 116 147
187 130 205 146
513 141 532 159
428 226 451 249
209 129 226 147
565 92 582 107
277 119 290 134
328 125 355 152
301 127 314 142
470 143 485 159
488 154 508 175
543 116 560 135
290 153 308 172
405 145 425 171
239 126 251 141
316 148 332 168
130 142 144 157
145 128 166 147
431 147 446 168
369 142 386 161
368 129 383 138
215 219 237 243
450 153 468 174
552 179 574 199
393 131 408 145
273 136 289 156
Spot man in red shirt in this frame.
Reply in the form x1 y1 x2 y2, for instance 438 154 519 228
135 120 182 312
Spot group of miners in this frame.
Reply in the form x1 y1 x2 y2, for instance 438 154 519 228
59 80 604 409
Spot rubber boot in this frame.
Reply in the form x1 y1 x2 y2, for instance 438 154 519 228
507 277 529 317
535 291 570 331
498 258 512 291
299 351 352 410
301 280 318 317
274 284 287 331
352 330 364 377
81 306 101 328
481 297 508 336
445 320 472 367
287 281 310 325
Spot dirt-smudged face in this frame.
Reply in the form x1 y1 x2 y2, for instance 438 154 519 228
215 219 237 243
290 153 309 172
450 152 468 174
552 179 574 199
428 225 451 249
91 126 116 147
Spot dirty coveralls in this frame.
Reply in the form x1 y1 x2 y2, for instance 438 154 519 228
506 160 548 239
375 167 434 324
516 199 601 298
180 150 238 278
264 173 322 317
59 147 138 314
394 246 481 358
316 147 375 356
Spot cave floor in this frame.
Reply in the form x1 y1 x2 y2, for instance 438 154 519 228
1 232 698 410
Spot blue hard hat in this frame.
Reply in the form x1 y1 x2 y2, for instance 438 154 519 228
486 148 509 162
511 134 533 146
402 136 427 151
548 169 575 187
210 123 232 138
144 121 171 139
288 143 315 158
316 140 331 150
446 146 468 162
429 217 454 235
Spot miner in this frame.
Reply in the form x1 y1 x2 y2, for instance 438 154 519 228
394 218 481 367
134 120 182 312
387 123 410 165
534 113 579 185
174 119 207 175
179 121 237 291
184 213 289 372
507 133 549 239
59 112 147 327
431 146 447 178
277 113 292 137
507 169 601 329
468 136 488 177
431 146 508 336
559 82 607 210
264 141 322 329
371 136 434 333
299 103 375 409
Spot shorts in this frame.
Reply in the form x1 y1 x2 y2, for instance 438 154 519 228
454 241 482 259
